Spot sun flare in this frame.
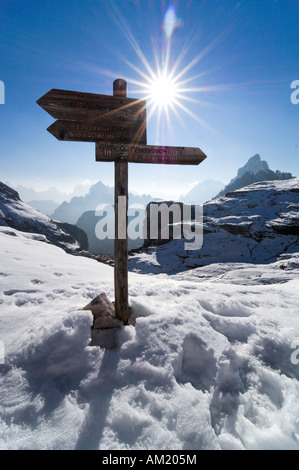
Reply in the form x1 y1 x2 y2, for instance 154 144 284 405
106 2 230 134
147 72 179 110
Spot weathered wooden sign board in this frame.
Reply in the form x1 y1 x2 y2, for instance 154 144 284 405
37 79 207 324
37 88 147 144
96 143 206 165
48 120 146 144
37 88 147 123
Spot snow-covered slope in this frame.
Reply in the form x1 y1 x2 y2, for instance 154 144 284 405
0 182 86 252
0 227 299 450
129 178 299 274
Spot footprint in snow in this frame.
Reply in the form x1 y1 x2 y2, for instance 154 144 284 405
175 333 218 392
4 289 40 296
202 312 256 344
199 300 252 318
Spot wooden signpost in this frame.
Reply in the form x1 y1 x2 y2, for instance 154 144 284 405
36 88 147 124
96 143 206 165
37 79 207 324
47 121 145 144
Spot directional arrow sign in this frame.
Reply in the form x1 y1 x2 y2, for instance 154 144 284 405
47 120 147 144
37 88 147 126
96 143 207 165
37 79 208 325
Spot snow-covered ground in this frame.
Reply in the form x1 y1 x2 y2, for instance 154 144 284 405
0 182 82 252
129 178 299 274
0 227 299 450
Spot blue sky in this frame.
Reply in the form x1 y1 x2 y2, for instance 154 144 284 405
0 0 299 199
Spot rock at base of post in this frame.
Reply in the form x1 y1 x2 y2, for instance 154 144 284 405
82 293 123 349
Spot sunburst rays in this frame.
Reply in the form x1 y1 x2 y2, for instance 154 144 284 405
97 2 233 140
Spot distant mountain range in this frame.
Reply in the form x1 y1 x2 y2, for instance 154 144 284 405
216 154 294 197
13 182 92 204
51 180 157 225
180 179 225 204
26 199 60 217
51 181 114 225
174 154 295 205
6 182 94 216
6 153 296 256
1 174 298 273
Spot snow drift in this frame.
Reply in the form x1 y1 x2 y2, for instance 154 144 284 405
0 225 299 450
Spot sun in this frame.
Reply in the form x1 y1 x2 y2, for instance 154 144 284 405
146 71 179 110
104 3 230 133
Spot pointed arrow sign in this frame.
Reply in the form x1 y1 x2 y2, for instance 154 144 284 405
96 143 207 165
37 79 208 326
47 120 147 144
37 88 147 126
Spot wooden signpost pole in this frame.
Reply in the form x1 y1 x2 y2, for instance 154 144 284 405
37 79 207 327
113 79 129 323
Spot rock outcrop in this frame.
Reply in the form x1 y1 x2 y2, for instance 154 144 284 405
0 181 88 253
129 178 299 274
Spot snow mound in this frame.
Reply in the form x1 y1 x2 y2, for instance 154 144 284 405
0 229 299 449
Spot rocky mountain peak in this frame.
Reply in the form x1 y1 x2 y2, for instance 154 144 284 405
235 154 269 181
0 182 20 203
0 181 88 253
216 154 294 198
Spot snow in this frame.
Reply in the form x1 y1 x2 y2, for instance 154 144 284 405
129 178 299 274
0 182 80 252
0 226 299 450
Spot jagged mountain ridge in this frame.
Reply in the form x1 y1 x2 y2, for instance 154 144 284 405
51 180 156 225
129 178 299 274
216 154 294 197
51 181 113 224
14 181 93 204
0 182 88 252
235 154 270 180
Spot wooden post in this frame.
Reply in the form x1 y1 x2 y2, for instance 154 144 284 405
113 79 129 324
37 82 207 329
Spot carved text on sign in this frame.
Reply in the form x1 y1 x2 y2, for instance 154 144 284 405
96 143 207 165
